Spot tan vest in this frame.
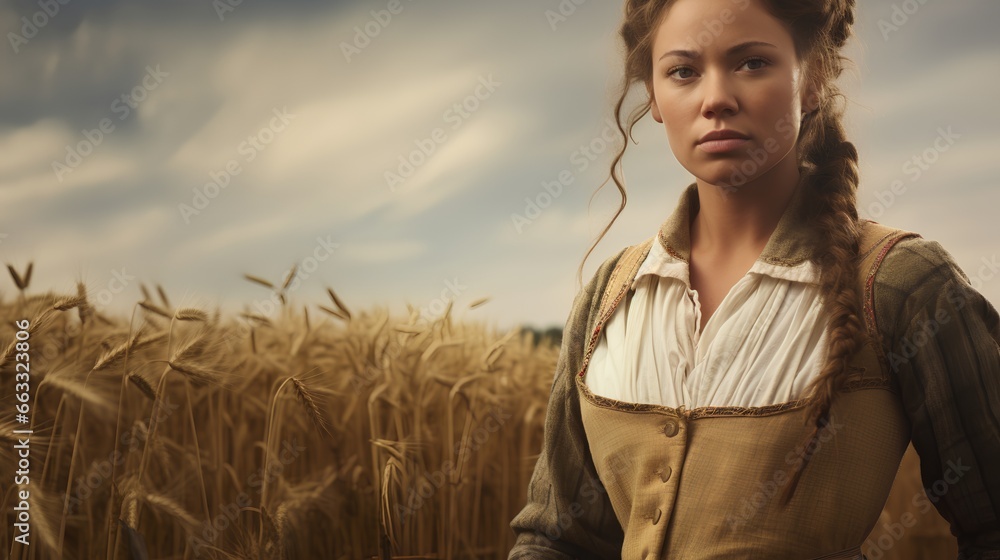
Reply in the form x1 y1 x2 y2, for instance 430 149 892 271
575 220 921 560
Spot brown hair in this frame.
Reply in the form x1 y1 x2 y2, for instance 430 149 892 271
577 0 862 506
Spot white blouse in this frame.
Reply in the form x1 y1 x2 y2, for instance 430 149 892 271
583 234 832 409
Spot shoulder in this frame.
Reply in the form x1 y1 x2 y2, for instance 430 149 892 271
871 233 980 342
569 239 652 333
580 238 654 299
874 235 968 295
574 245 631 313
550 245 634 385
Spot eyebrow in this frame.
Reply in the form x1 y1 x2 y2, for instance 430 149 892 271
657 41 777 62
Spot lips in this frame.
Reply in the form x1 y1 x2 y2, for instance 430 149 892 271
698 129 749 144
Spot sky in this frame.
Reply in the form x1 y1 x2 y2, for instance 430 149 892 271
1 0 998 334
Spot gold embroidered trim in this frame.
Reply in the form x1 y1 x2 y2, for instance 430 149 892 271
575 370 891 419
657 227 686 262
861 227 922 380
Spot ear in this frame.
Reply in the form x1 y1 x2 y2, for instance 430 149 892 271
800 68 823 115
647 82 663 123
802 85 822 114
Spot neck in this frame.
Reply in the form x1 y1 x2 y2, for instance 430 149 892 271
691 158 802 258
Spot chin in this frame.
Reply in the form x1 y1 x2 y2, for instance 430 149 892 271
706 153 786 187
688 162 755 190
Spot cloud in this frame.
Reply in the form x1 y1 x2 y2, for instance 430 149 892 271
167 212 294 261
337 240 427 264
0 118 66 176
1 0 995 331
15 205 171 267
0 118 135 211
384 107 530 220
850 50 998 122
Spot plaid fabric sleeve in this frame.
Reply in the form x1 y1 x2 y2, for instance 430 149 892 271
508 248 627 560
875 236 1000 560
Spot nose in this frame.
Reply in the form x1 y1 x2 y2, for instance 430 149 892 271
700 71 738 120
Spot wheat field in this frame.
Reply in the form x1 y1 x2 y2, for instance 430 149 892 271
0 264 957 559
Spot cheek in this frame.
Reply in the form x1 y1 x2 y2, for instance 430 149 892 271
660 113 686 153
664 126 684 158
657 96 693 136
755 77 802 119
744 89 800 144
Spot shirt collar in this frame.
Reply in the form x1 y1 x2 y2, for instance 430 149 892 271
632 181 825 290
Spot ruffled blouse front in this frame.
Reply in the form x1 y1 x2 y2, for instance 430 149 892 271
584 228 831 409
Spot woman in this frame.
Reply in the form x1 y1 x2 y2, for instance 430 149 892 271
508 0 1000 558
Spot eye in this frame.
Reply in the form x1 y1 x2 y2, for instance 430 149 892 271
739 56 770 71
666 66 695 80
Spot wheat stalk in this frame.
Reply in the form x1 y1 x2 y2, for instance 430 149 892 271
40 371 112 411
468 296 490 309
155 284 170 309
142 492 199 533
317 304 348 322
243 273 275 289
326 287 351 320
166 360 220 386
76 281 94 325
240 312 273 327
6 261 33 290
52 295 86 311
173 308 208 322
93 329 167 371
281 265 297 291
127 373 157 400
169 330 212 364
0 307 57 368
138 300 171 319
290 377 333 439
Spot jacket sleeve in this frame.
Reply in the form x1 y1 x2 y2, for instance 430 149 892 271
508 250 626 560
875 236 1000 559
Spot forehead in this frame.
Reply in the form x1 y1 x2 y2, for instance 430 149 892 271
653 0 795 58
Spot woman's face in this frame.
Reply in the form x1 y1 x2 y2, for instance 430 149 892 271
648 0 818 189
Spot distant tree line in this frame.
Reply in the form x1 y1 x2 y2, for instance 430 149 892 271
518 325 563 348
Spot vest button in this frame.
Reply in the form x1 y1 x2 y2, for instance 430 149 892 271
662 419 679 437
652 507 662 525
658 466 672 483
